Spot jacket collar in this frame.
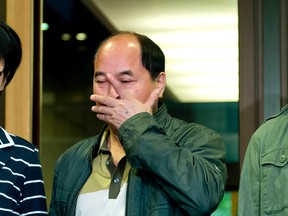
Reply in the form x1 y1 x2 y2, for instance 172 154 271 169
92 125 108 159
0 127 15 149
153 102 171 127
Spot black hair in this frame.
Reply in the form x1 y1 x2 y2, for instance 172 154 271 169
95 31 165 80
0 20 22 87
134 32 165 80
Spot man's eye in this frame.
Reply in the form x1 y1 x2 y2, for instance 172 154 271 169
121 80 132 83
95 80 106 84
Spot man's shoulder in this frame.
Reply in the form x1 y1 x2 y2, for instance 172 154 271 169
171 116 219 135
52 135 101 191
0 127 38 154
258 105 288 132
167 116 223 146
251 105 288 147
264 104 288 123
12 135 36 149
58 135 100 163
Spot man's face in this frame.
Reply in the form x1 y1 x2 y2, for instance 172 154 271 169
93 34 159 104
0 59 6 91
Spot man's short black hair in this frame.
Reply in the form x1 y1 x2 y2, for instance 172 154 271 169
0 20 22 87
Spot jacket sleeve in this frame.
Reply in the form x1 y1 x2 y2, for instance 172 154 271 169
237 137 260 215
119 112 227 215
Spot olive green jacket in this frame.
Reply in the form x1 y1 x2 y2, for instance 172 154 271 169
238 105 288 215
49 103 227 216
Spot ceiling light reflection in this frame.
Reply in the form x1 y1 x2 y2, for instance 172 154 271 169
88 0 238 102
41 23 49 31
76 33 87 41
61 33 72 41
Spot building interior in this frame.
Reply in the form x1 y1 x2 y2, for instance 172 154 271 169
1 0 287 215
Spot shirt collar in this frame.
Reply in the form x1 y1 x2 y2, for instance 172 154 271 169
0 127 15 149
98 127 110 154
153 102 169 125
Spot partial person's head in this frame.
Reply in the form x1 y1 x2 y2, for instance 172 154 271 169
0 21 22 91
93 32 166 107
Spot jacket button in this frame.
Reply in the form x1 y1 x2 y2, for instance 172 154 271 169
280 154 286 163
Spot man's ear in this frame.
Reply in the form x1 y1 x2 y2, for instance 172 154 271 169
156 72 166 98
0 75 7 91
0 59 4 72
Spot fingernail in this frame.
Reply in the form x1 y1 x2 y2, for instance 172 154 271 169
90 94 97 100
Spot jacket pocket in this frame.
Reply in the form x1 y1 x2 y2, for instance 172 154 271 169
262 148 288 214
141 177 182 216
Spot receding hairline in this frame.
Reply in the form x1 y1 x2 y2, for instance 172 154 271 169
94 32 140 57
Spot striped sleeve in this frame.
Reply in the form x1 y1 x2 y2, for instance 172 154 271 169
18 145 47 215
0 135 47 215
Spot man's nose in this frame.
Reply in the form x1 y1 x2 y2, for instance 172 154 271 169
108 84 120 99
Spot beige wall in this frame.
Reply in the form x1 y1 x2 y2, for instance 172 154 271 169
5 0 34 141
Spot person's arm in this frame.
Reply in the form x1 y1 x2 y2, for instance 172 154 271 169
119 112 227 215
237 137 260 215
21 150 47 215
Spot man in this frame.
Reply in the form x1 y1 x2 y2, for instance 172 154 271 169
0 20 47 215
49 32 227 216
238 106 288 215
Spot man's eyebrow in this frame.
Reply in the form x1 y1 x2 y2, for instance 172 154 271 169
118 70 133 77
94 70 134 77
94 71 105 77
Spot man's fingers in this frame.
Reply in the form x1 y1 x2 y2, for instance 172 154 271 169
90 94 118 107
106 73 132 99
91 104 114 115
106 73 121 90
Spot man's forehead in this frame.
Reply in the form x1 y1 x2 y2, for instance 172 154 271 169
102 34 138 48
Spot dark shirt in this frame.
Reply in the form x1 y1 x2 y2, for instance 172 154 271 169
0 127 47 215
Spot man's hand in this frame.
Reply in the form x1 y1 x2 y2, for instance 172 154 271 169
90 73 163 130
